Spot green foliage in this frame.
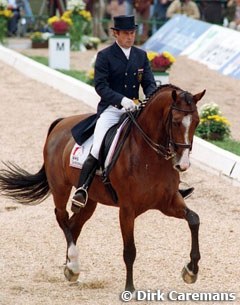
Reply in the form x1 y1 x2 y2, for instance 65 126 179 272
196 103 231 141
208 138 240 157
57 69 88 82
28 55 89 82
28 56 48 66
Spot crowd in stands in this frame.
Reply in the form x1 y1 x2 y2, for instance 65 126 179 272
7 0 240 43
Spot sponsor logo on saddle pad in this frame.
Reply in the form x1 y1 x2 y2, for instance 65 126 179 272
70 118 128 171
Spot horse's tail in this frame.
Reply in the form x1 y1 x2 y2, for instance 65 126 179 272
0 118 64 205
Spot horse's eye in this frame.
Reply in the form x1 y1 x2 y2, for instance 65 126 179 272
173 121 181 127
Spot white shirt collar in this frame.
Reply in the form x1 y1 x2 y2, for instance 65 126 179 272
116 41 131 59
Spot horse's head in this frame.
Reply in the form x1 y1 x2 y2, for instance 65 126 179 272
168 88 206 172
130 85 205 172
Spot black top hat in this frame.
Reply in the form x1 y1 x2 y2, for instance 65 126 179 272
111 15 138 31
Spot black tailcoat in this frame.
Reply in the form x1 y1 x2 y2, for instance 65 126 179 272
94 42 157 116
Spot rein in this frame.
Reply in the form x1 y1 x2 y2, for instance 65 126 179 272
127 102 195 160
126 110 175 160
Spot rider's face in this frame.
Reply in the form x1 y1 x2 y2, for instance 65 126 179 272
114 30 136 48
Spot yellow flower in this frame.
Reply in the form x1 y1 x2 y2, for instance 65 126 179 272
147 51 158 62
61 16 73 26
62 10 72 19
207 115 230 126
79 9 92 21
87 68 94 80
48 16 60 25
0 9 13 18
162 51 176 63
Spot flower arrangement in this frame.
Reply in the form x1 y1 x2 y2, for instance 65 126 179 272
48 0 92 51
66 0 92 50
147 51 175 72
0 0 13 44
48 15 72 35
196 103 231 141
30 32 52 48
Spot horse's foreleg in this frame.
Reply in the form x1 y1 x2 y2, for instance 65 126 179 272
119 208 136 292
182 207 200 284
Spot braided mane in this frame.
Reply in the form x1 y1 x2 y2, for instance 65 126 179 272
146 84 182 101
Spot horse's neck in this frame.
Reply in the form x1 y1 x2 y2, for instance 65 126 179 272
138 94 170 141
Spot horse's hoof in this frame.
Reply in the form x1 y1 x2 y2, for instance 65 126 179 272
64 265 79 282
181 265 198 284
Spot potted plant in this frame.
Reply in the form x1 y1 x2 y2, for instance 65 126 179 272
66 0 92 51
147 51 175 85
147 51 175 72
48 16 72 35
0 0 13 44
30 32 50 48
196 103 231 141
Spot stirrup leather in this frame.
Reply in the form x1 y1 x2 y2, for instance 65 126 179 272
72 187 88 208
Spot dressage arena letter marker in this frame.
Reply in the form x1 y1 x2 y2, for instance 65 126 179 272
56 42 65 51
49 36 70 70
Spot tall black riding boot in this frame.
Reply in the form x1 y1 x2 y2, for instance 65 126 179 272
71 154 98 213
179 187 194 199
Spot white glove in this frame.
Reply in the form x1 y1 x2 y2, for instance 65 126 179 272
121 97 136 111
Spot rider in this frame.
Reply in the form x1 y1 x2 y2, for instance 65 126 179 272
71 15 193 213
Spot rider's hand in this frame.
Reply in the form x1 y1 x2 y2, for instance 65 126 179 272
121 97 136 111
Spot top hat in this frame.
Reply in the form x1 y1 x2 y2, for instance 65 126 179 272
111 15 138 31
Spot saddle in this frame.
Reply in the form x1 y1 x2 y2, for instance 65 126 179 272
71 112 138 203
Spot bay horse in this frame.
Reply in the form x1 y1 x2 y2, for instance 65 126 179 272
0 84 205 292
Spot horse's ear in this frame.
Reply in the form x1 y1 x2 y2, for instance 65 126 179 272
193 90 206 104
172 90 177 102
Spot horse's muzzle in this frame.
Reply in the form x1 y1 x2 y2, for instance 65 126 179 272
173 151 191 172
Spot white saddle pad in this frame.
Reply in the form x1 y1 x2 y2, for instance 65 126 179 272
70 118 129 171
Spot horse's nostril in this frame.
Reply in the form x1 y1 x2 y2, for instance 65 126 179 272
174 164 181 171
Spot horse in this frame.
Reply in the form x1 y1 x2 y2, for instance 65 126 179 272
0 84 205 292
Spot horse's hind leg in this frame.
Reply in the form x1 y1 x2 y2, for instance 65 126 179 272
54 191 97 282
63 199 97 282
181 207 200 284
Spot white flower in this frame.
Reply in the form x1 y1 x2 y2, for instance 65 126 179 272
0 0 8 9
67 0 86 10
200 103 222 117
42 32 53 40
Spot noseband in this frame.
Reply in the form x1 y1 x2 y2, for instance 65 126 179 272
168 105 195 152
127 103 195 160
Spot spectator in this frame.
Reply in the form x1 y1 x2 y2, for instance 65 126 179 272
125 0 134 15
198 0 223 24
21 0 34 23
224 0 236 24
107 0 126 18
7 0 21 36
227 0 240 30
152 0 172 31
86 0 108 42
107 0 126 38
48 0 66 17
133 0 153 43
166 0 200 19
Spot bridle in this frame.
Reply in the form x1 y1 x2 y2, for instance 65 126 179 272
168 105 195 152
126 102 196 160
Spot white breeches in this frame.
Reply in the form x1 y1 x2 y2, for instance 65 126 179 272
90 105 126 159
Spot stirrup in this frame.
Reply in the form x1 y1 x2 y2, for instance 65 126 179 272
71 187 88 209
